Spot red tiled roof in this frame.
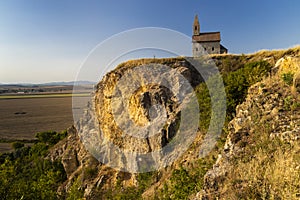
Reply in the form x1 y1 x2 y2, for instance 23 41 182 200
192 32 221 42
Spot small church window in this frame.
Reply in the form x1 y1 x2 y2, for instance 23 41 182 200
195 48 198 51
212 47 214 51
204 47 207 51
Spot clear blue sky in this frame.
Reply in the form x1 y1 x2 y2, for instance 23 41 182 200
1 0 300 83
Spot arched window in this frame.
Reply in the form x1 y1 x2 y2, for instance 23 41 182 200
212 47 215 51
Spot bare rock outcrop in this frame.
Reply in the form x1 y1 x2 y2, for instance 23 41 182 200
48 57 208 199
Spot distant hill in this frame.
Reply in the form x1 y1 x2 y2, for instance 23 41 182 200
0 81 96 87
0 81 95 95
40 81 96 86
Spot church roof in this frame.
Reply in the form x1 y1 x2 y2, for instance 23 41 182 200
192 32 221 42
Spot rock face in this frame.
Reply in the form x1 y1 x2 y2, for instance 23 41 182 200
93 61 203 173
49 57 207 198
198 56 300 199
48 126 103 196
48 49 300 199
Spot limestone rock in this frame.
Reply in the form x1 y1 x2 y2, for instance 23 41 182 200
48 57 206 199
198 56 300 199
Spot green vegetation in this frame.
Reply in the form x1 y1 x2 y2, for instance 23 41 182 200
11 141 24 150
100 171 157 199
196 60 271 130
225 60 271 115
35 130 67 145
0 130 68 200
66 176 84 200
282 72 294 85
158 159 214 199
83 166 98 180
0 138 37 143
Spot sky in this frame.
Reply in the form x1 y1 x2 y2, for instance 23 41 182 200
0 0 300 83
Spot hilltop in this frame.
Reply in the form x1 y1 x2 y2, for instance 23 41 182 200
0 46 299 199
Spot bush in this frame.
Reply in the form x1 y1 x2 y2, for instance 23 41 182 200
11 142 24 150
224 60 271 116
67 176 84 200
0 144 67 199
195 60 272 130
282 72 294 85
0 130 68 200
83 167 98 180
35 130 67 145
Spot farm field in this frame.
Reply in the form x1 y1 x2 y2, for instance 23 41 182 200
0 143 13 153
0 95 90 152
0 93 86 99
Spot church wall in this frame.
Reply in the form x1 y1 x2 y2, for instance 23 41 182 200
192 41 220 56
192 42 205 57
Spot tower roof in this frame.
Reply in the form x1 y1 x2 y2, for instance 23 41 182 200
194 14 199 26
192 32 221 42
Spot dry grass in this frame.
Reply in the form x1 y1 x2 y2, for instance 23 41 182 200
214 56 300 199
222 139 300 200
115 57 185 70
218 82 300 200
210 46 300 74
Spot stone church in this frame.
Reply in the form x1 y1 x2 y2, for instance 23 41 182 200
192 15 227 56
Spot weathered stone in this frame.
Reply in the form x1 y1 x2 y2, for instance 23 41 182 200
199 56 300 199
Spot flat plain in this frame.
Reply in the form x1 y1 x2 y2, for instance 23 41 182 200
0 95 89 152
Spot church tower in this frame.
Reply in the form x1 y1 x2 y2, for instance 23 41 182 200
193 14 200 36
192 14 228 56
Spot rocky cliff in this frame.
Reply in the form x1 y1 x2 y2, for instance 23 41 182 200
49 57 209 199
48 47 300 199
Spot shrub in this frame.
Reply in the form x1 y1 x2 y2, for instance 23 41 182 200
282 72 294 85
0 142 67 199
35 131 57 144
195 60 272 130
11 142 24 150
67 176 84 200
224 60 271 115
35 130 67 145
83 167 98 180
157 158 215 199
